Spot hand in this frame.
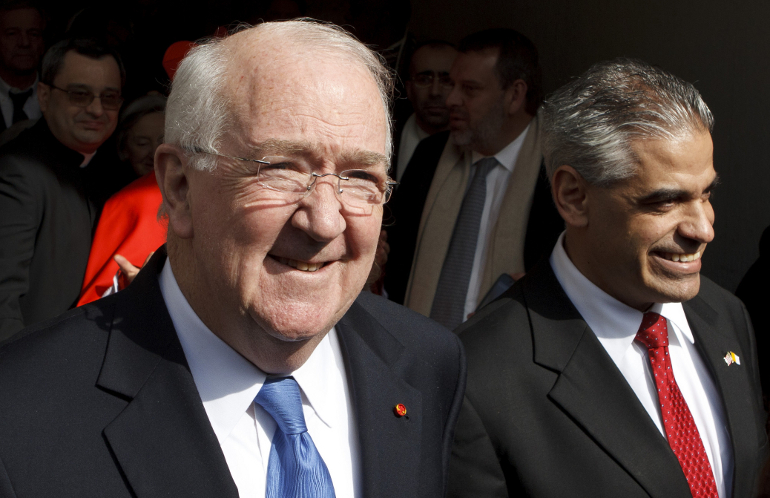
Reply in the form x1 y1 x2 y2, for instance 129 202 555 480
114 252 154 290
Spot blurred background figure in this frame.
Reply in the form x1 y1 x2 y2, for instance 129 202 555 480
394 40 456 181
117 93 164 177
77 95 168 306
0 0 45 142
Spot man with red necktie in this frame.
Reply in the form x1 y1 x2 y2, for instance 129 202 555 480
449 58 768 498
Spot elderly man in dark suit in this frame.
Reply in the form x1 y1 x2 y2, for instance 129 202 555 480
449 58 768 498
0 21 465 497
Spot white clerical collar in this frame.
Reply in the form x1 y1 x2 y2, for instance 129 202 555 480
80 150 96 168
158 258 344 443
471 122 531 173
549 232 695 366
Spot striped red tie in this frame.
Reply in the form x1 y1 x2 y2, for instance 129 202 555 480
636 312 718 497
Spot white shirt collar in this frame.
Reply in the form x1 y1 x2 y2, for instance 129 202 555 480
158 258 345 444
471 122 531 172
549 232 694 365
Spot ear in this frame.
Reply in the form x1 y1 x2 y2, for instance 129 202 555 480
551 165 589 228
155 144 194 239
37 81 50 113
505 78 528 115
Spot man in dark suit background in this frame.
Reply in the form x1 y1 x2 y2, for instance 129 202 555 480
449 58 768 497
0 37 124 341
385 28 562 323
0 20 464 497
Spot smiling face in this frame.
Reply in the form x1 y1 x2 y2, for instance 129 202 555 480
571 131 717 310
175 36 388 370
38 51 121 154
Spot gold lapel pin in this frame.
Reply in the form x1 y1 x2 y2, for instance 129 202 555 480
723 351 741 366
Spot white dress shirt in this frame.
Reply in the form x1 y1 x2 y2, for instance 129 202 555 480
395 113 429 182
159 260 362 497
461 123 530 320
550 232 733 497
0 75 40 128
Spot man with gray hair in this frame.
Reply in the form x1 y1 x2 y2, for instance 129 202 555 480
449 58 767 498
0 21 464 497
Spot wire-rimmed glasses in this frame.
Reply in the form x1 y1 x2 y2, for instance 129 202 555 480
44 83 124 110
191 149 398 209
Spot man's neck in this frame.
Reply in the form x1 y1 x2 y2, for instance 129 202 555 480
0 68 36 90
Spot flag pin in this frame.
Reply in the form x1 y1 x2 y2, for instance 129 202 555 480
723 351 741 366
394 403 407 417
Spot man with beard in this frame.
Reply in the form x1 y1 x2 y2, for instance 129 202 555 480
385 28 562 324
394 41 456 181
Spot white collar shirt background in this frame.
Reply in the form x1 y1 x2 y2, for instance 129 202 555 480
550 232 734 497
0 75 40 128
159 259 362 497
462 123 530 321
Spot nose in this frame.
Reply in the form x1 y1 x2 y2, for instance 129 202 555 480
678 200 715 245
85 95 105 117
445 83 461 108
429 77 442 96
19 32 30 47
292 177 346 242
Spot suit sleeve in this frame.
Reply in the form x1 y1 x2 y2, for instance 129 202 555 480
0 158 39 341
447 395 509 498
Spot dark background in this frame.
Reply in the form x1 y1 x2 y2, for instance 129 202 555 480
37 0 769 292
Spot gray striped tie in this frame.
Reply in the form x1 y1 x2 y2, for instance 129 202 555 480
430 157 498 329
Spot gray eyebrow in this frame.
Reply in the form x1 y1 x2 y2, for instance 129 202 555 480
249 139 388 168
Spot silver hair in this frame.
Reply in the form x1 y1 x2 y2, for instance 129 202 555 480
541 57 714 187
165 20 394 172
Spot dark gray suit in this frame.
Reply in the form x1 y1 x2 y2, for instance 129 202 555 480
449 260 768 497
0 249 465 497
0 119 96 341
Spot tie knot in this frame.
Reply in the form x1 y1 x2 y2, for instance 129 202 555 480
9 88 31 104
635 312 668 349
255 376 308 435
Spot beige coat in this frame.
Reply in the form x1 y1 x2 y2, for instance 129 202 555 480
404 114 544 316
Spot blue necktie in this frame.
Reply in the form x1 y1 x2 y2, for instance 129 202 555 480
255 376 336 498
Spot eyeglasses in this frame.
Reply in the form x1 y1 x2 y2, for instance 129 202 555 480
191 149 398 208
411 72 453 89
46 84 123 110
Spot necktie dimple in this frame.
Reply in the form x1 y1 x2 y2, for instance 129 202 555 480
9 89 31 125
636 312 719 497
255 376 336 498
430 157 498 329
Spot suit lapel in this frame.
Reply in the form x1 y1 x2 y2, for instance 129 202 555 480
96 250 238 497
524 263 692 497
684 295 762 498
335 300 423 498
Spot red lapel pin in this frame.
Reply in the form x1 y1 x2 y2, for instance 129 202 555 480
393 403 407 417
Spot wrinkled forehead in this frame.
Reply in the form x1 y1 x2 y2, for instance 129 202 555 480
221 35 388 161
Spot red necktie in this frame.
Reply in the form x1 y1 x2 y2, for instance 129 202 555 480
636 312 719 497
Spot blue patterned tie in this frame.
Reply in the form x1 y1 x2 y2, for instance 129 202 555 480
430 157 498 329
255 377 336 498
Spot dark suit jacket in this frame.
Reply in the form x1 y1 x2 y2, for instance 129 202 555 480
384 131 562 305
449 260 768 498
0 120 97 341
0 249 466 497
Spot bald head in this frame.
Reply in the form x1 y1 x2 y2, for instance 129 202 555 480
165 21 394 171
